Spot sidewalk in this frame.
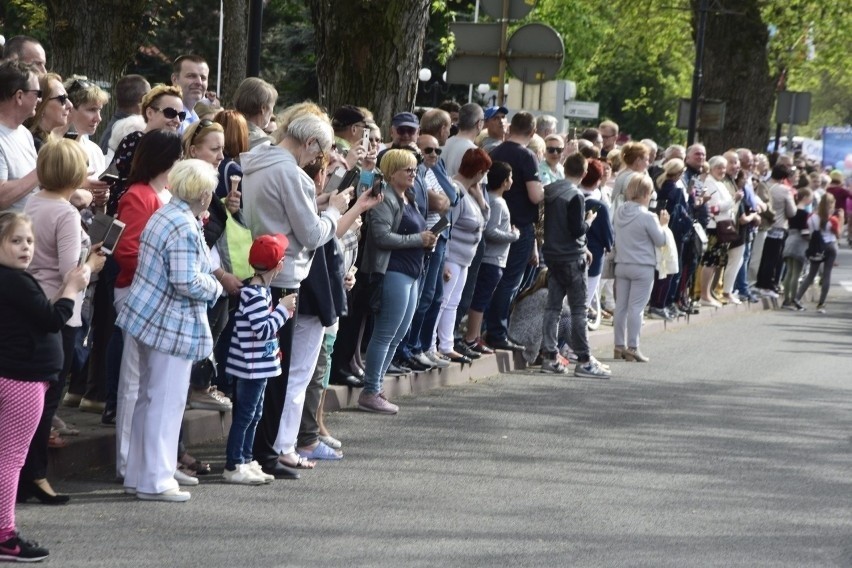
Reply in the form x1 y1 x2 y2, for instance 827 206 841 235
49 297 773 479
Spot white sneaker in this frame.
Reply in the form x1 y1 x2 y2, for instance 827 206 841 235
174 469 199 486
412 352 436 369
575 358 611 379
247 460 274 483
136 488 191 502
425 351 450 368
223 464 266 485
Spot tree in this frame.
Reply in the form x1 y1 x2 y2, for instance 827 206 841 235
306 0 433 132
220 0 249 105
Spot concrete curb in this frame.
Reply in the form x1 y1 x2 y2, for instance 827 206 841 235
50 298 773 480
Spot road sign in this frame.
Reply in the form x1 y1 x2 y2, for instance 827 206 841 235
776 91 811 125
676 99 725 131
446 23 503 85
506 23 564 84
479 0 537 20
564 101 599 120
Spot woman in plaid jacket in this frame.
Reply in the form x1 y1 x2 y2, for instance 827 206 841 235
116 159 223 502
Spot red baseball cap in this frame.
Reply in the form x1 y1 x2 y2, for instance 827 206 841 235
249 233 288 271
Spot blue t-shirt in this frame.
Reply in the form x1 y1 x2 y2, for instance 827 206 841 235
387 203 426 278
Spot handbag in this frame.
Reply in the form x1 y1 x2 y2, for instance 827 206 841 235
715 218 739 243
692 222 708 257
805 229 826 262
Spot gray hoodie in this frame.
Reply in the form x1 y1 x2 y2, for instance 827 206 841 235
613 201 666 267
241 144 340 289
542 179 588 264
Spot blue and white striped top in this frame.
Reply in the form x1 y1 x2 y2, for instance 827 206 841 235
226 285 290 379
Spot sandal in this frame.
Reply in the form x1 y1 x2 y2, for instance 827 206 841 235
318 434 342 450
278 452 315 469
179 454 211 475
297 441 343 460
52 416 80 436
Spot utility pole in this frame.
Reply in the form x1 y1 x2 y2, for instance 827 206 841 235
687 0 708 146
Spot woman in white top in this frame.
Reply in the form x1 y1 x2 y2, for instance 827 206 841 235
64 77 109 209
795 193 841 313
699 155 736 307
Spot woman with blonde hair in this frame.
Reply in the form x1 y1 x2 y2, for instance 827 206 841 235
698 155 735 307
613 173 669 362
359 149 437 414
795 192 841 313
24 73 72 151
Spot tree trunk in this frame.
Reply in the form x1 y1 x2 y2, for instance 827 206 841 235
44 1 149 88
221 0 249 106
693 0 775 155
306 0 432 134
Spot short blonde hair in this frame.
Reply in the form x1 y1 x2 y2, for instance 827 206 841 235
37 138 89 192
182 119 224 157
625 172 653 202
380 149 417 177
141 84 183 123
65 75 109 108
527 134 545 157
168 159 218 203
607 148 622 171
620 141 648 167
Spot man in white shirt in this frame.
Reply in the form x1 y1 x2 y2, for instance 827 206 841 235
0 61 40 212
443 103 483 177
171 55 209 133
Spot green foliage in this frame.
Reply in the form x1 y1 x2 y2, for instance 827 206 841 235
1 0 48 40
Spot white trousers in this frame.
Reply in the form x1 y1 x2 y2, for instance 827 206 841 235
723 244 746 295
113 286 139 479
273 315 324 456
601 278 616 310
123 345 191 494
434 261 468 354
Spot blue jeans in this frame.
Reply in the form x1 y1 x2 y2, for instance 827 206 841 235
484 224 535 342
399 236 446 357
364 271 419 394
225 377 267 469
734 238 753 297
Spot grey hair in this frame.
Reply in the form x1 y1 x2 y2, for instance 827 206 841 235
458 103 484 130
536 114 558 137
640 138 658 159
168 159 218 203
708 155 727 169
663 144 685 162
285 114 334 151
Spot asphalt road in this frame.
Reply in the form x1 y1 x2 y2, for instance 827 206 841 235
16 250 852 567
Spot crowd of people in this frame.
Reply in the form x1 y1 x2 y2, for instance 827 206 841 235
0 35 849 562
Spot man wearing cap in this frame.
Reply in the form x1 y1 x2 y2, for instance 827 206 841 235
484 111 542 351
479 106 508 152
331 104 369 166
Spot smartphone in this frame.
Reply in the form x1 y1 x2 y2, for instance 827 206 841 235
358 170 375 196
656 198 668 212
78 246 90 268
370 173 384 198
323 166 346 193
64 132 80 141
339 166 361 191
100 219 126 255
430 216 449 235
362 128 370 147
98 172 119 183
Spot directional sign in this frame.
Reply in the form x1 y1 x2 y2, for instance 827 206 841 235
776 91 811 125
564 101 599 120
446 23 502 84
479 0 537 20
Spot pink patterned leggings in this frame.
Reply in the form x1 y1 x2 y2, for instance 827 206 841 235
0 377 47 542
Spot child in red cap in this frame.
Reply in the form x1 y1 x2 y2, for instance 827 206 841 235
223 234 297 485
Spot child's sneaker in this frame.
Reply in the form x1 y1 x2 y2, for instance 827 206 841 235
540 357 568 374
0 532 49 562
247 460 274 483
574 358 611 379
223 464 266 485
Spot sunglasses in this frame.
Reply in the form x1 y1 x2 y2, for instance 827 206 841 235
403 167 418 175
152 106 187 121
422 147 442 156
396 126 417 136
50 94 69 105
20 89 43 98
189 119 215 145
546 146 564 154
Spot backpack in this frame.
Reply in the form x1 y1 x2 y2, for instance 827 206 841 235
805 228 826 262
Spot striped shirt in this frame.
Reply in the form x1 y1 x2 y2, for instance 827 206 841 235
226 285 290 379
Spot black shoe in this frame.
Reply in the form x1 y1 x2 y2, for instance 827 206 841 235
329 370 365 388
465 338 494 355
17 481 70 505
386 362 410 376
349 365 365 380
454 342 481 359
402 356 430 372
486 337 525 352
261 461 300 480
101 408 117 425
0 532 49 562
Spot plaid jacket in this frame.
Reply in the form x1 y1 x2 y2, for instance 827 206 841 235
117 198 223 361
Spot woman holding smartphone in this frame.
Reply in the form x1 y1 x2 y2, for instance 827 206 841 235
19 139 106 505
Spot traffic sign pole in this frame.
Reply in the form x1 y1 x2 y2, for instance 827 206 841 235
497 0 509 106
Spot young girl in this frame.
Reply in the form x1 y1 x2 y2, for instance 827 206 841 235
795 193 842 313
0 212 89 562
224 234 297 484
781 187 813 310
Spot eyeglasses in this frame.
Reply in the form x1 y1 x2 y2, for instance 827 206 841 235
546 146 564 154
151 106 187 121
403 167 418 175
49 94 69 105
422 147 442 156
20 89 43 98
189 119 214 145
